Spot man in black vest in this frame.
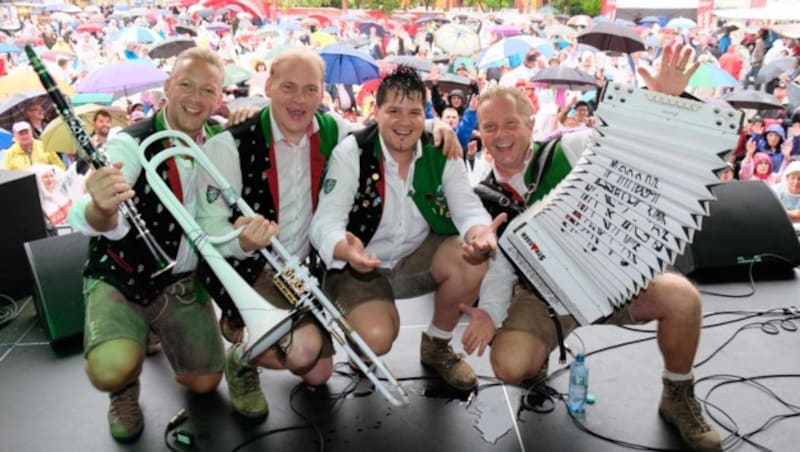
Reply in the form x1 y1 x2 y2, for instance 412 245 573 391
310 66 506 393
67 48 228 443
464 44 722 452
196 50 465 418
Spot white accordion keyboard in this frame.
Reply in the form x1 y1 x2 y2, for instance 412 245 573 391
499 83 744 325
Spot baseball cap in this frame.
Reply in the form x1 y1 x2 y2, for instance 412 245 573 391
749 115 763 123
12 121 31 133
785 160 800 176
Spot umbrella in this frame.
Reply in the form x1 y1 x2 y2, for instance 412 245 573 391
339 36 370 49
434 24 480 57
319 45 379 85
75 61 168 99
0 43 20 54
416 16 449 25
254 25 281 38
0 128 12 149
41 104 128 154
223 64 252 86
356 78 382 105
577 21 645 54
688 64 738 88
722 90 782 110
567 15 593 28
384 55 433 72
639 16 665 26
76 23 103 34
491 25 521 37
755 56 796 84
0 90 52 132
477 36 555 69
206 21 231 33
530 67 596 90
70 93 114 107
226 96 269 111
0 71 74 100
113 26 161 43
424 73 473 95
544 24 577 39
175 25 198 37
148 37 196 59
311 31 336 48
665 17 697 30
357 21 385 38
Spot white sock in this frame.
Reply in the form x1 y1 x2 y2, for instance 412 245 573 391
425 324 453 340
663 369 694 382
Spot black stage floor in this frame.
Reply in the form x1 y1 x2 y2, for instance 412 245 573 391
1 270 798 452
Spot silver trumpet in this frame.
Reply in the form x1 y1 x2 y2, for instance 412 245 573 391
137 130 410 407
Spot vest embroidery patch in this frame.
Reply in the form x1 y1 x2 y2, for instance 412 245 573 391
206 185 221 204
323 178 336 194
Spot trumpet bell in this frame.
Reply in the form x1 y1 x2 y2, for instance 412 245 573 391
240 308 295 363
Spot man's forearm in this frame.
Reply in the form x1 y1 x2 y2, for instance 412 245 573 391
85 200 119 232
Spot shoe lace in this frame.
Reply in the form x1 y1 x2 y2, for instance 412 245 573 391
110 384 140 421
672 382 711 433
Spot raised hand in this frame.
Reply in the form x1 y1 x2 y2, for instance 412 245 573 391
86 161 134 216
745 138 757 158
637 43 700 96
782 138 793 159
462 213 507 263
344 231 381 273
234 215 279 252
432 120 463 160
460 304 495 357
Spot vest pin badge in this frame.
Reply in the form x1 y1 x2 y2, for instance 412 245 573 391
206 185 222 203
323 178 337 194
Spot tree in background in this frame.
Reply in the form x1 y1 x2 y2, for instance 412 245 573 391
549 0 602 16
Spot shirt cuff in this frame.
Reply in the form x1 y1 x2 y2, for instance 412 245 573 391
319 230 348 270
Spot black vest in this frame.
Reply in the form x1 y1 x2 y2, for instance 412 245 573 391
83 117 189 303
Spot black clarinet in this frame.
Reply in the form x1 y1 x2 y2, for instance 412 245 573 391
25 45 176 277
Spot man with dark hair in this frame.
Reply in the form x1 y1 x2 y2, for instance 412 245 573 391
91 109 113 148
310 66 505 392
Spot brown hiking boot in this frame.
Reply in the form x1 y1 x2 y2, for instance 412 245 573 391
224 344 268 418
420 332 477 391
659 378 722 452
108 380 143 442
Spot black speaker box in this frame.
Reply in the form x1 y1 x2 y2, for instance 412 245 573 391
674 180 800 280
0 170 48 299
23 232 89 344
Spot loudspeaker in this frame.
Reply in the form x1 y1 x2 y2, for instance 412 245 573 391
23 232 89 344
674 180 800 279
0 170 48 299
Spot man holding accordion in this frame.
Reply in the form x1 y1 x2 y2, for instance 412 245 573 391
463 44 723 452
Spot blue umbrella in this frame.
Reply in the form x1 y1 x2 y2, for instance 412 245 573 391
592 16 610 23
666 17 697 30
0 43 20 54
0 128 12 149
318 45 379 85
113 26 161 43
477 36 554 68
639 16 663 26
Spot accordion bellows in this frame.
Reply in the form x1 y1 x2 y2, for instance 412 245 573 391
500 83 744 325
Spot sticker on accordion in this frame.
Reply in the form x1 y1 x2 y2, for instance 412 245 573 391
503 221 612 323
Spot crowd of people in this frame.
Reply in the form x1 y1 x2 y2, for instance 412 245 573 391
3 3 800 452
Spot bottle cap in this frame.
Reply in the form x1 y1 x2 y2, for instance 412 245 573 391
586 394 596 404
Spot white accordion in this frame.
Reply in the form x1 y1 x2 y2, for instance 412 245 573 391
499 83 744 325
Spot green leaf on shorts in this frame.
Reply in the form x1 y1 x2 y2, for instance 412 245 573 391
323 178 337 194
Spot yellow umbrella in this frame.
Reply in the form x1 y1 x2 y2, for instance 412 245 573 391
41 104 127 154
311 31 336 48
0 71 75 100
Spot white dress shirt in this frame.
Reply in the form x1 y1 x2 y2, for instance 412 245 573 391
67 118 205 274
310 133 492 270
196 111 355 262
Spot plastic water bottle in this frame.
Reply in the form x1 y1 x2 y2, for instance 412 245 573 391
567 354 589 414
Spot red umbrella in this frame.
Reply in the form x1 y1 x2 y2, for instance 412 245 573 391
356 78 382 106
76 23 103 34
308 14 332 28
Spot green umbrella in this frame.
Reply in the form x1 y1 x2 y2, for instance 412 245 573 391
70 93 114 107
223 64 252 86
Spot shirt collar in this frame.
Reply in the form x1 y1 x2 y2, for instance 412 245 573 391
492 142 534 182
269 109 319 145
161 108 206 144
378 133 423 165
